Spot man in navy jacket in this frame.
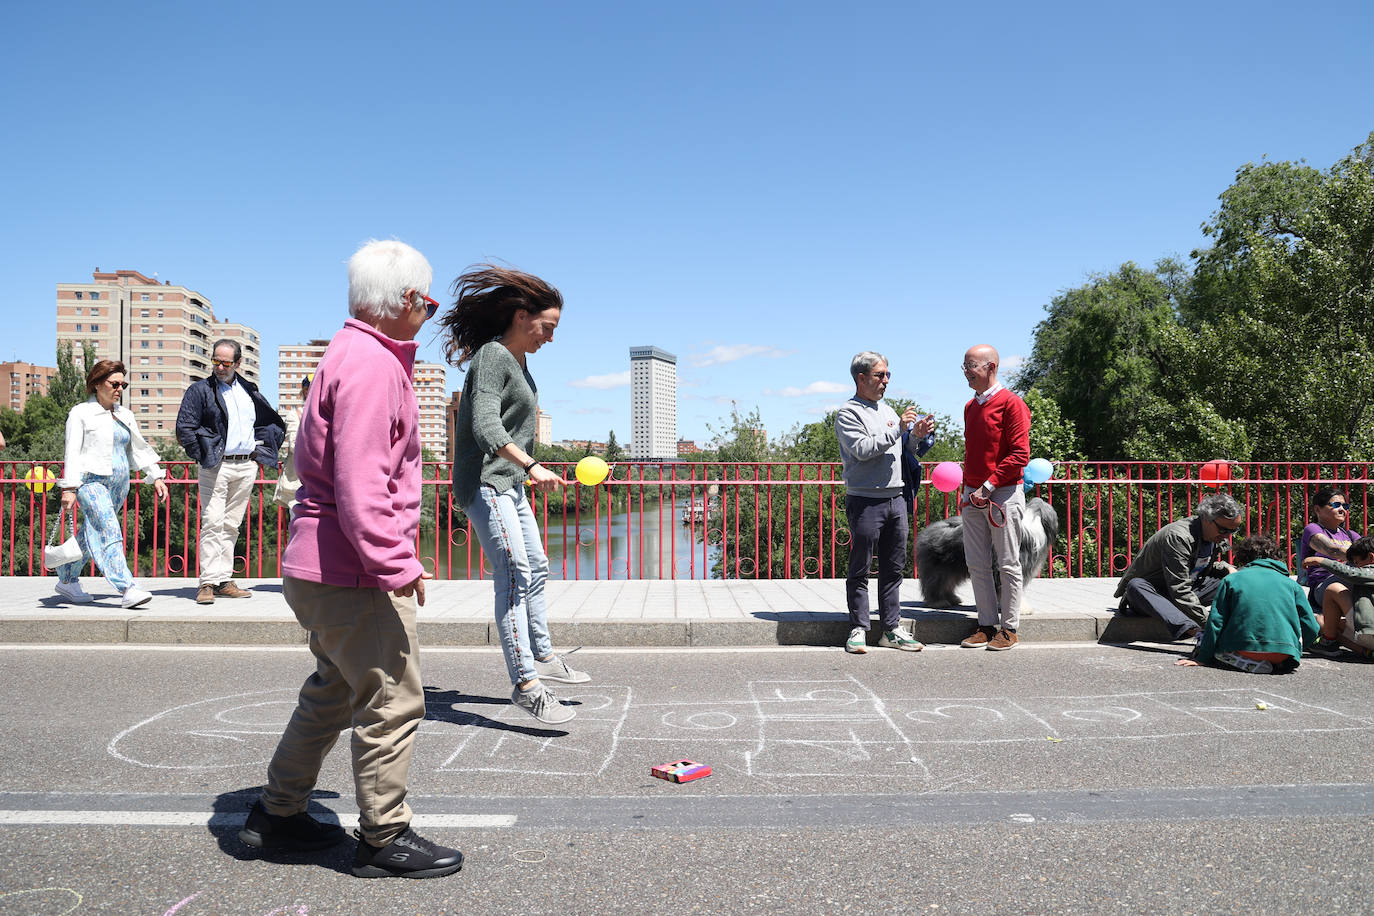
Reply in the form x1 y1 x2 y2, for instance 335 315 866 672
175 339 285 604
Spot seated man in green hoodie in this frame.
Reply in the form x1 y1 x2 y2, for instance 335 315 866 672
1175 534 1318 675
1302 535 1374 658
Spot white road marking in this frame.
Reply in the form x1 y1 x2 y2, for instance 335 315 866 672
0 809 515 828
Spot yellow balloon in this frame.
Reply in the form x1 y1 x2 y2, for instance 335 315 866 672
24 466 56 493
575 456 610 487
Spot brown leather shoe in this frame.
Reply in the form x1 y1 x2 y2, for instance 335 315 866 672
213 580 252 599
987 628 1019 651
196 585 215 605
960 625 996 648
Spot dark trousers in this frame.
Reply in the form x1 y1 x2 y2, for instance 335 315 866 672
845 494 908 631
1122 576 1222 639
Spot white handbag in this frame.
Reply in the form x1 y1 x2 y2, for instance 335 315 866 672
42 508 83 569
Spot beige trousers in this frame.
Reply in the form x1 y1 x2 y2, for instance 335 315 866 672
960 483 1026 631
196 459 259 586
260 577 424 846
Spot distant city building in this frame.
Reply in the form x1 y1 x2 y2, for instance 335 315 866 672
629 345 677 459
676 439 700 456
56 268 261 438
276 342 446 457
413 361 447 457
554 439 607 454
0 361 57 412
276 339 330 415
445 391 462 464
536 409 552 446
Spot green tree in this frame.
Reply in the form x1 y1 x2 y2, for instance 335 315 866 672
604 429 625 463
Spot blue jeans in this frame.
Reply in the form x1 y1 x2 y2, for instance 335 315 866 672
465 485 553 685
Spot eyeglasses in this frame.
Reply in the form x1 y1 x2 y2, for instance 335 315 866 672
1214 519 1243 535
411 290 440 320
106 380 127 390
1326 501 1348 510
961 361 990 372
212 358 238 368
870 371 891 380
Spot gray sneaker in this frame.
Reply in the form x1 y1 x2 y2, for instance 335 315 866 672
511 683 575 724
533 653 590 684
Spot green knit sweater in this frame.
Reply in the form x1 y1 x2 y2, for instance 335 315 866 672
452 341 538 507
1196 558 1318 663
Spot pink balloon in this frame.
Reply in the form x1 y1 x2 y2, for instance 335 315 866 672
930 461 963 493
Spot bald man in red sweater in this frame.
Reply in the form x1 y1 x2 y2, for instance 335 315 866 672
959 345 1031 651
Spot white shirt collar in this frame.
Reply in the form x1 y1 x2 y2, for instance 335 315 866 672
974 382 1003 405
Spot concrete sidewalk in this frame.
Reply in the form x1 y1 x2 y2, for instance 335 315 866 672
0 575 1175 647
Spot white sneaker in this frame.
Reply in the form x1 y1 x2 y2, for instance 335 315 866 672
533 653 591 684
121 586 153 609
1214 652 1273 675
54 580 93 604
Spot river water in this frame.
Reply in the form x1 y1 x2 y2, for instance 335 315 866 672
418 498 722 580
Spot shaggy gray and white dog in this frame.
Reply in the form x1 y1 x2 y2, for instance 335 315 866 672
914 496 1060 608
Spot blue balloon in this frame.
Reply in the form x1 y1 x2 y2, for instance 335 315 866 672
1024 457 1054 485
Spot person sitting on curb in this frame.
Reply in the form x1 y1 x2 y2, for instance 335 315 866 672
1113 492 1242 641
1302 535 1374 658
1175 534 1317 674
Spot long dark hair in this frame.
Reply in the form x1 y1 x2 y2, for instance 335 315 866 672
438 265 563 369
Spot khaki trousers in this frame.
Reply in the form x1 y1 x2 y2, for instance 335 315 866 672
960 484 1026 631
196 459 258 587
261 577 424 846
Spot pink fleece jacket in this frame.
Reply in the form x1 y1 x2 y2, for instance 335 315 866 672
282 319 425 591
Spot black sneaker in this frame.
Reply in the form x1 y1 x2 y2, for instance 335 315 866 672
352 827 464 879
238 800 346 851
1310 636 1343 658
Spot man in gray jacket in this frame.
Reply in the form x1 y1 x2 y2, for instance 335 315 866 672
835 351 934 654
1114 492 1243 640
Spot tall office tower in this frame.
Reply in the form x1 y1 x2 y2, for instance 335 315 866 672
536 409 552 446
55 269 261 438
277 339 330 414
413 361 448 458
629 346 677 459
1 361 57 412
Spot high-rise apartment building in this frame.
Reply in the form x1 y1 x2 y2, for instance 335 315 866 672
629 346 677 459
277 339 329 416
1 361 57 412
413 361 448 457
55 269 261 438
279 342 448 457
536 409 552 446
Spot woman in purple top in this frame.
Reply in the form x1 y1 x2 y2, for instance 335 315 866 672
1298 487 1360 613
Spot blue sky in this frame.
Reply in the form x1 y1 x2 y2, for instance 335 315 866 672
2 1 1370 445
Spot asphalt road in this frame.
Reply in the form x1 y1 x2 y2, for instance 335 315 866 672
0 642 1371 915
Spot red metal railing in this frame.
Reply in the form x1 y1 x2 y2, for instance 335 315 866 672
2 460 1369 580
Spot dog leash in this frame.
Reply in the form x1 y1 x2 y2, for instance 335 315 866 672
960 493 1007 528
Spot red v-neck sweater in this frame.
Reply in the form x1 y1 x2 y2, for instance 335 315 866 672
963 388 1031 489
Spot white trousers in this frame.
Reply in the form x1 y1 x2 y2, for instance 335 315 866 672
197 459 259 586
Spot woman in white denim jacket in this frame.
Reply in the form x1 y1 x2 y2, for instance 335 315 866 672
54 359 168 607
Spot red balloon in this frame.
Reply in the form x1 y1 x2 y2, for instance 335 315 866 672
1200 460 1230 486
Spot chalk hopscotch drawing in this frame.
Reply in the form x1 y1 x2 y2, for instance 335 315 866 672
434 686 633 777
0 887 82 915
108 682 1368 780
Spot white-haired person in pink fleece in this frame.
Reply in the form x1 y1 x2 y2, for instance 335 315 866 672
238 239 463 881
